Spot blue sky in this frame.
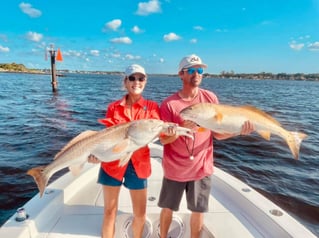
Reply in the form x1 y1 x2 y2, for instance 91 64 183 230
1 0 319 74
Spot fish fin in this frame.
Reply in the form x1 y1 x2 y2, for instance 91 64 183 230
214 112 223 124
112 139 130 153
257 130 271 140
54 130 98 160
27 166 48 198
286 131 308 160
197 127 207 132
118 153 133 167
69 162 85 176
240 105 281 126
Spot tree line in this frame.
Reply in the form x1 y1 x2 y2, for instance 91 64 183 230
1 63 318 81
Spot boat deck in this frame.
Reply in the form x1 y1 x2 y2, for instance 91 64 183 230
0 143 316 238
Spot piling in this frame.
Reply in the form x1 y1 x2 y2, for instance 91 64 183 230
49 49 58 92
47 45 63 93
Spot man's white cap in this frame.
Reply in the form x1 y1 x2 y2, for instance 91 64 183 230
178 54 207 72
125 64 146 76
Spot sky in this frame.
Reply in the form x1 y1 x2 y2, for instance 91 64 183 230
0 0 319 74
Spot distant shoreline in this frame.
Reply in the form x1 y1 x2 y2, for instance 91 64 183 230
1 63 318 81
1 70 319 81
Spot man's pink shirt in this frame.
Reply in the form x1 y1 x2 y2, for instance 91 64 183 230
160 88 219 181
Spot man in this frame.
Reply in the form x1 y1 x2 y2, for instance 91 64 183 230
158 54 254 238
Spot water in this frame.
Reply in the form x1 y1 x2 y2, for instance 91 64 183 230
0 73 318 236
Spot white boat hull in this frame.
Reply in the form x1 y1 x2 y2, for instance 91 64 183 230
0 143 316 237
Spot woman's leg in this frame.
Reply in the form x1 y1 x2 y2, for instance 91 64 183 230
130 188 147 238
101 185 121 238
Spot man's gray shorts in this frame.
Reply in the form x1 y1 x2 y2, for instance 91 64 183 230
157 176 212 212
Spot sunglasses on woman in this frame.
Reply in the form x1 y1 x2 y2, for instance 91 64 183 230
127 76 146 82
183 68 204 75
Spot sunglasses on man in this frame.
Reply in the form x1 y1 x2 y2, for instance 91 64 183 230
183 68 204 75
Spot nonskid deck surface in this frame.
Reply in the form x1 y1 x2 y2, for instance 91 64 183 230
1 164 254 237
29 157 255 238
0 143 316 238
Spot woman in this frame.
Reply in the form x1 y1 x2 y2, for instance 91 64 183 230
89 64 160 238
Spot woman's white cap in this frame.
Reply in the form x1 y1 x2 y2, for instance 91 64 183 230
125 64 146 76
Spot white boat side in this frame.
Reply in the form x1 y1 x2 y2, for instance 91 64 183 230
0 143 316 238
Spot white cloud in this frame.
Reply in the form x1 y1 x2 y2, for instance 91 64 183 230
0 45 10 52
289 41 304 51
104 19 122 31
19 2 42 18
26 31 43 42
110 37 132 44
308 42 319 51
194 26 204 31
90 50 100 56
111 53 121 58
299 35 311 40
215 29 228 33
159 58 164 63
64 50 82 57
190 39 197 44
125 54 134 60
136 0 161 16
132 25 144 34
163 32 181 42
125 54 141 60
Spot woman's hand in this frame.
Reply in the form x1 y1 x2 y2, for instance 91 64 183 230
88 154 101 164
164 125 177 137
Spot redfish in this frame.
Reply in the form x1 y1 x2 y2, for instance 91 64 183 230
27 119 192 197
180 103 307 160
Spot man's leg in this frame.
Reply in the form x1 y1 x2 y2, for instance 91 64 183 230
159 207 173 238
190 212 203 238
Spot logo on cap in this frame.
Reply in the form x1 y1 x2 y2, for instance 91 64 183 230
190 56 200 63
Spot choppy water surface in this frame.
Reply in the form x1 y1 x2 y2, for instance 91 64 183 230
0 73 318 236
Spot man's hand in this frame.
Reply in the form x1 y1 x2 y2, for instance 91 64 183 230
213 120 255 140
180 120 198 130
240 121 255 135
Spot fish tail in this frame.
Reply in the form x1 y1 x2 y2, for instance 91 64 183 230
286 131 308 160
27 166 48 198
